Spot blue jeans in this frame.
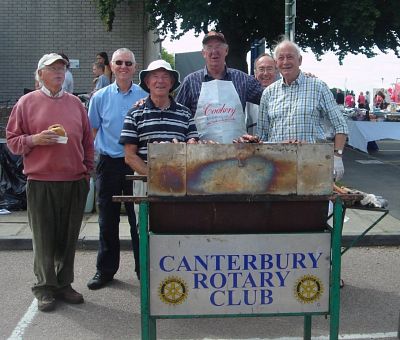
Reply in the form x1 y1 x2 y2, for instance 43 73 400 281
95 155 139 277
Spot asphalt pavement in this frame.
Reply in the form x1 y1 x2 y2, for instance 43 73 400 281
0 140 400 250
2 248 399 339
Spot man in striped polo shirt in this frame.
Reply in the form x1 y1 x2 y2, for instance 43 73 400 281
119 59 198 176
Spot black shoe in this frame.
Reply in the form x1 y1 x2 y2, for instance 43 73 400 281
136 270 140 281
87 272 113 290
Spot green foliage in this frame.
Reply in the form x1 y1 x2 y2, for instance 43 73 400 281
161 48 175 68
95 0 118 31
95 0 400 70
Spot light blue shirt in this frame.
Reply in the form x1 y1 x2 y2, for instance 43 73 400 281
88 81 148 157
95 74 110 90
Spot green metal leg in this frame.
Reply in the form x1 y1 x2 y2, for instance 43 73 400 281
330 198 343 340
303 315 312 339
139 202 157 340
341 209 388 256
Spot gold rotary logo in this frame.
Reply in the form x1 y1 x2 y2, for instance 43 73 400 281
158 276 188 305
294 275 324 304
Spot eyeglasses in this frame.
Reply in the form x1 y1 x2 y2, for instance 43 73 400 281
45 66 66 73
256 67 275 74
113 60 134 66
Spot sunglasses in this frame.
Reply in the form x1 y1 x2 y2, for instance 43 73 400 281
114 60 134 66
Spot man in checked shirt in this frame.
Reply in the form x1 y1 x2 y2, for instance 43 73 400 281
257 39 348 181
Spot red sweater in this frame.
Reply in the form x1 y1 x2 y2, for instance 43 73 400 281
6 90 94 181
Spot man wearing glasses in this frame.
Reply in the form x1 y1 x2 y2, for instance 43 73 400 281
176 31 263 143
88 48 148 290
7 53 94 311
246 53 278 134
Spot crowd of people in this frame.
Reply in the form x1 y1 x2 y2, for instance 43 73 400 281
6 32 350 312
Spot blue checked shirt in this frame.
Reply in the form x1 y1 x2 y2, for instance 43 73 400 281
257 72 348 142
176 66 263 115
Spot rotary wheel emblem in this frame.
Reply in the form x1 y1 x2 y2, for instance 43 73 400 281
294 275 324 304
158 276 188 305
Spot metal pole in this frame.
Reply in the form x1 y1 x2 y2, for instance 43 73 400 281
139 201 157 340
330 197 343 339
304 315 312 339
284 0 296 41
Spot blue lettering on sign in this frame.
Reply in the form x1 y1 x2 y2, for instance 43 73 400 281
308 252 322 268
159 255 174 272
192 271 291 289
159 252 324 272
210 289 274 306
158 250 324 308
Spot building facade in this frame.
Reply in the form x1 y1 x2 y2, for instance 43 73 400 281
0 0 159 103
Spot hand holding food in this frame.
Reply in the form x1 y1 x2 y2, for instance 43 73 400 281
48 124 67 136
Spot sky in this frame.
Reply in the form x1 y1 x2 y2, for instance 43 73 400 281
163 30 400 99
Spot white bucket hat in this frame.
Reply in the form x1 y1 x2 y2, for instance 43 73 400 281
139 59 180 93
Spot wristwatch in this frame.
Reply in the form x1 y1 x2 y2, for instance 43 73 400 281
334 149 343 156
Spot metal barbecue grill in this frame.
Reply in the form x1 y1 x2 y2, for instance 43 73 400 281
114 142 355 340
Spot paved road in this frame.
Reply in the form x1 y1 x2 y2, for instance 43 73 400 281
343 140 400 220
1 248 399 340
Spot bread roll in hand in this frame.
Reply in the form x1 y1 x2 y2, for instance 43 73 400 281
48 124 66 137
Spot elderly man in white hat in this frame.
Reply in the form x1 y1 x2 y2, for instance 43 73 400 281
120 59 198 176
6 53 94 312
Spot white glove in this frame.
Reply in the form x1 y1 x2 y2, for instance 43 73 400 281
333 155 344 181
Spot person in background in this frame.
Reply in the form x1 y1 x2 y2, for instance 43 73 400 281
96 52 112 82
374 90 386 110
92 62 110 92
245 53 278 134
258 39 348 181
87 48 148 290
336 88 345 108
176 31 263 143
6 53 94 312
59 53 74 94
345 91 355 108
358 91 366 109
365 90 371 113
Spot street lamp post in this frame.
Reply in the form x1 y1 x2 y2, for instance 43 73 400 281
284 0 296 41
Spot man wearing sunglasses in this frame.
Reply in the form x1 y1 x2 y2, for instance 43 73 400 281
88 48 148 290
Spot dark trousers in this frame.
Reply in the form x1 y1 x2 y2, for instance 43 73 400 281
96 155 139 277
27 179 89 298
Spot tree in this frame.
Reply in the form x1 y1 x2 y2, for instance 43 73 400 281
161 47 175 68
95 0 400 72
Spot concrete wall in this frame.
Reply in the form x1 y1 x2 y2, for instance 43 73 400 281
0 0 159 103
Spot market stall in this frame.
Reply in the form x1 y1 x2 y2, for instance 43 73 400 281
114 143 357 340
346 120 400 153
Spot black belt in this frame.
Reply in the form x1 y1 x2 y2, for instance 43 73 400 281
100 154 124 161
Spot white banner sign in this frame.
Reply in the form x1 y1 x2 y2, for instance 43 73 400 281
149 233 331 316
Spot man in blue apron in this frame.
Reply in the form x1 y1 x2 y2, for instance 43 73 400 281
176 31 263 143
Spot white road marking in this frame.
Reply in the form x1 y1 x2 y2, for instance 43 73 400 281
6 300 398 340
198 332 398 340
7 299 37 340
